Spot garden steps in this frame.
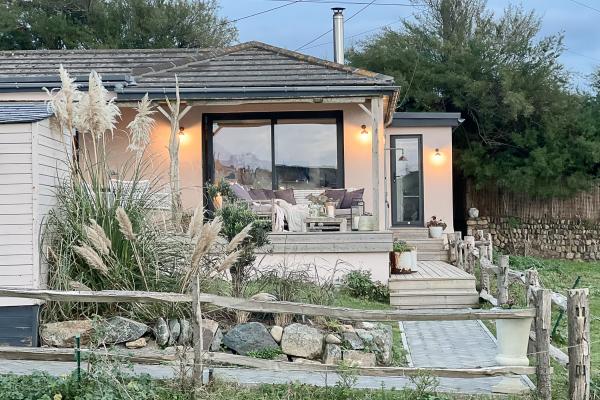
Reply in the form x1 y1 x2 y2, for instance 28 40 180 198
389 260 479 309
392 227 429 240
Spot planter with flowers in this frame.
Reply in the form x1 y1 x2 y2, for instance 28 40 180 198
426 216 447 239
390 240 416 274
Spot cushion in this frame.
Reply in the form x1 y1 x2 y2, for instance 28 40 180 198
274 188 296 205
340 188 364 209
231 183 252 201
248 188 267 200
323 189 346 207
263 189 275 200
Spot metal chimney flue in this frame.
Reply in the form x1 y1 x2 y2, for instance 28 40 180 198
332 7 345 64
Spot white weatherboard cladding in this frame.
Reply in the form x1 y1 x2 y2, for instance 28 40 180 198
0 118 70 306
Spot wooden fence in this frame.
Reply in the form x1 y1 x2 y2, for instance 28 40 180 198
466 182 600 220
1 285 542 396
448 231 592 400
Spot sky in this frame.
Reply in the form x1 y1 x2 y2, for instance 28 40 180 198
217 0 600 90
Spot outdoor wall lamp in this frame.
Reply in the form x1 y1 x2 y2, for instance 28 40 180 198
434 148 441 157
360 124 369 135
178 126 185 136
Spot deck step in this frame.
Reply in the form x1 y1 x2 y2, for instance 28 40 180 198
389 279 475 291
405 239 445 251
417 251 449 261
390 293 480 308
389 288 477 296
392 303 480 310
392 228 429 240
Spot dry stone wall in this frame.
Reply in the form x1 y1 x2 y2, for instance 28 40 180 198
467 217 600 260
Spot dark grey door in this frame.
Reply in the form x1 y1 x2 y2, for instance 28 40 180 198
391 135 423 226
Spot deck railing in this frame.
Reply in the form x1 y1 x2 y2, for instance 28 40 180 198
448 231 592 400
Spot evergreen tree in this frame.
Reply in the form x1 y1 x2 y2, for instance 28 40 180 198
348 0 600 197
0 0 237 50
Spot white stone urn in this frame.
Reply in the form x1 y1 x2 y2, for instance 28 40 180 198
396 251 412 269
428 226 444 238
468 207 479 218
495 316 533 366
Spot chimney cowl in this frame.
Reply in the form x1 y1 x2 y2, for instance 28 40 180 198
332 7 345 64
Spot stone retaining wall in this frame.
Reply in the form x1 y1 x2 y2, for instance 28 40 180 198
466 217 600 260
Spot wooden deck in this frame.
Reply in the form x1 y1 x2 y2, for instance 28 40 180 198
389 261 479 309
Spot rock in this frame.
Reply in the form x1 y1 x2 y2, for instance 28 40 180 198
168 319 180 346
274 354 289 362
323 344 342 365
125 337 147 349
210 328 223 351
355 329 374 344
251 292 277 301
292 357 322 365
340 324 355 333
281 323 324 360
40 320 93 347
223 322 278 355
355 322 376 330
342 332 364 350
343 350 376 367
178 319 191 346
325 333 342 344
99 317 149 344
201 318 220 351
155 318 169 346
360 325 393 366
270 326 283 343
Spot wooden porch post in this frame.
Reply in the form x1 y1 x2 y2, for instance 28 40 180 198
370 97 384 230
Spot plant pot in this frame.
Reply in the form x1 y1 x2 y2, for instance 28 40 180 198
358 216 376 231
429 226 444 238
495 316 533 366
410 249 417 268
392 251 413 274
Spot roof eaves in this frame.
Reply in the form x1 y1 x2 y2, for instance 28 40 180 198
391 112 463 127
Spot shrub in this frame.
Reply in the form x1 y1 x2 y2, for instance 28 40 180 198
393 240 412 253
247 347 283 360
342 270 389 303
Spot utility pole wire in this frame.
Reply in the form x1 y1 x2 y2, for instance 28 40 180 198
295 0 377 51
229 0 304 23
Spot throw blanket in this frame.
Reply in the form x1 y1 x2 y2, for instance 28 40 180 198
273 199 309 232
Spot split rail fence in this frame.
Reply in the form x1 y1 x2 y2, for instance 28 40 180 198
1 283 547 397
448 231 592 400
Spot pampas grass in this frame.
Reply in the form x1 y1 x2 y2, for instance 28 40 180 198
45 65 79 133
84 220 111 256
216 249 242 273
127 94 155 154
225 223 252 253
73 244 108 275
187 206 204 239
116 207 136 241
74 71 121 139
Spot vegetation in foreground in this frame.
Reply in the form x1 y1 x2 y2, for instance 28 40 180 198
0 371 533 400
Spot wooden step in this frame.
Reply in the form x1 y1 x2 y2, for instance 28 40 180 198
389 288 477 296
390 293 480 308
405 239 445 251
392 228 429 239
417 251 449 261
389 278 475 291
392 303 480 310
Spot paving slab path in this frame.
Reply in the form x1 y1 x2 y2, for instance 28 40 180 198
0 320 534 396
400 319 535 394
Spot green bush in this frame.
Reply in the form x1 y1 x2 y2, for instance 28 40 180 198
342 270 389 303
393 240 412 253
246 347 283 360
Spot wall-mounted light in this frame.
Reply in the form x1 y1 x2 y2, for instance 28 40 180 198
178 126 185 136
431 147 444 165
360 124 368 135
398 148 407 161
434 148 441 157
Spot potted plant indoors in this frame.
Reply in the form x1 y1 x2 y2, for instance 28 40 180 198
426 216 447 238
391 240 415 274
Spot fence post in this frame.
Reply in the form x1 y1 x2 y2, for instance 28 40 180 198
497 255 509 306
525 269 540 307
464 236 475 274
486 233 493 261
477 244 489 292
192 274 204 391
533 287 552 400
568 289 590 400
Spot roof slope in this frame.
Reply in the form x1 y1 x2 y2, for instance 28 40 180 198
0 102 53 124
0 42 396 100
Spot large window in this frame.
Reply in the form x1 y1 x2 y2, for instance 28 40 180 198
205 112 343 190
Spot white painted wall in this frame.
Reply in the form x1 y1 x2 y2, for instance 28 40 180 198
0 118 70 306
385 126 454 232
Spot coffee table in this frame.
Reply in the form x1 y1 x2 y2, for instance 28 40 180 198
302 216 347 232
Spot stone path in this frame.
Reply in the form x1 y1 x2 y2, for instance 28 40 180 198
400 320 535 394
0 320 534 395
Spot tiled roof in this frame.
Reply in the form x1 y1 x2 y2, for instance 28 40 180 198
0 102 52 124
0 42 397 99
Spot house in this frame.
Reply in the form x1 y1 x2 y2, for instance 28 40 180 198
0 36 472 345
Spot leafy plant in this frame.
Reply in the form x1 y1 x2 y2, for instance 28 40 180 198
393 240 412 253
206 178 235 203
342 270 389 303
426 216 447 230
247 347 283 360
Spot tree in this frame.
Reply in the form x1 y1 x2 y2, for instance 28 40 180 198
348 0 600 197
0 0 237 50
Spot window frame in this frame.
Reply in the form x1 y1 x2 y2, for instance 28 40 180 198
203 111 345 190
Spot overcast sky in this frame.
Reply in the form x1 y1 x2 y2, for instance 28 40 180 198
218 0 600 90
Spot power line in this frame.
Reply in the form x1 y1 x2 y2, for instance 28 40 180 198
302 19 402 50
567 0 600 15
267 0 423 6
230 0 305 23
564 49 600 64
295 0 377 51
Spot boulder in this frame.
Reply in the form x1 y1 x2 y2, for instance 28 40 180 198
342 332 364 350
357 324 393 365
223 322 278 355
125 337 147 349
201 318 220 351
178 319 191 346
168 319 180 346
355 322 376 330
340 324 355 333
40 320 93 347
323 344 342 365
155 318 170 346
270 326 283 343
292 357 322 365
325 333 342 345
281 323 323 360
99 316 149 344
210 328 223 351
343 350 376 367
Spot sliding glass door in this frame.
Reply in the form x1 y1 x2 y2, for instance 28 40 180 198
205 112 344 190
390 135 423 226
